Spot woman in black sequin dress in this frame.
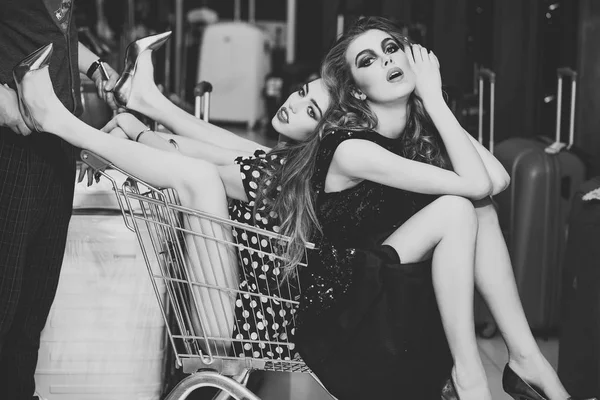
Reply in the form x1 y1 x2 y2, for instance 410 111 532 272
256 16 574 400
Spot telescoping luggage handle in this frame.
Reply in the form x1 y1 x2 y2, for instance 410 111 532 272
546 67 577 154
477 68 496 154
194 81 212 121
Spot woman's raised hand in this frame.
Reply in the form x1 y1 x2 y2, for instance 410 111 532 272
406 44 442 102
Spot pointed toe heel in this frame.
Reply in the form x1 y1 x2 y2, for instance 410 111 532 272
502 364 596 400
113 31 172 108
12 43 54 132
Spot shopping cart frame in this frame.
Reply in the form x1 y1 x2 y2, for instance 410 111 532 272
80 150 335 400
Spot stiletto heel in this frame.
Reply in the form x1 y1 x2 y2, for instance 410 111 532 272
502 364 598 400
113 31 172 108
12 43 54 132
441 377 460 400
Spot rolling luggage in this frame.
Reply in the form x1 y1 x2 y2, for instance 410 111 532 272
557 177 600 398
493 67 586 332
35 172 167 400
196 18 271 129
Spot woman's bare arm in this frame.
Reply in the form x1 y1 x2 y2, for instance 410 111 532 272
332 139 492 200
137 91 269 154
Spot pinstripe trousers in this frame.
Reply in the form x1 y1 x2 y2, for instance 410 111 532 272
0 129 77 400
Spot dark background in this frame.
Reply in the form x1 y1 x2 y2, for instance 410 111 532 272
75 0 600 175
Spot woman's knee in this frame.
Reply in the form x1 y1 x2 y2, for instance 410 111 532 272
435 195 478 229
179 161 224 205
473 197 500 225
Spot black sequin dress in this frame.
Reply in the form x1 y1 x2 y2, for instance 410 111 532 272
294 130 453 399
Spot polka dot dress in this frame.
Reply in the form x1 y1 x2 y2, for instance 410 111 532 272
229 150 300 361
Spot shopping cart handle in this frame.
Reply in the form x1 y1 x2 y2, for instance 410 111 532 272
194 81 213 97
80 150 112 171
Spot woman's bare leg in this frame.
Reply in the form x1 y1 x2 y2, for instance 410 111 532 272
178 165 238 354
473 198 569 399
383 195 491 400
116 51 255 151
20 66 239 350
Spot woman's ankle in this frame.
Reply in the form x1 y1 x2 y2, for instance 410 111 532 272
451 365 492 400
452 361 487 388
508 347 546 368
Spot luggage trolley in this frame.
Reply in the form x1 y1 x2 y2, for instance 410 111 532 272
80 82 334 400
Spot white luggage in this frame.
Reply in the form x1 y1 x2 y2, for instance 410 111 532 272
196 21 271 128
34 169 167 400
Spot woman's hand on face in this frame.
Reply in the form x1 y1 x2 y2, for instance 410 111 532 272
406 44 442 102
101 113 148 141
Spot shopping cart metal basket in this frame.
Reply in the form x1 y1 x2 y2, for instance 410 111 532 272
79 83 334 400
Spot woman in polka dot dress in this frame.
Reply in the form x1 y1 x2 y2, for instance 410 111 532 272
98 76 332 359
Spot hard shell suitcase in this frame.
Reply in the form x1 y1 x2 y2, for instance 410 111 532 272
494 68 586 332
196 21 271 129
557 177 600 398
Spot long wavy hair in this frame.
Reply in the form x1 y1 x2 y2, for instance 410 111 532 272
258 16 450 277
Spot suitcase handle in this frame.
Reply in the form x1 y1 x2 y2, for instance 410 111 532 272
234 0 256 23
550 67 577 153
194 81 212 122
477 68 496 154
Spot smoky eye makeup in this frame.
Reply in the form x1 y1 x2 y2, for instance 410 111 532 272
382 38 401 53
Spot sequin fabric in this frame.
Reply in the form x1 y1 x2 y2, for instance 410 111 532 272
229 150 300 360
298 129 431 325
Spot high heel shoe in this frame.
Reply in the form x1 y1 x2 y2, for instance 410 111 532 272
441 377 460 400
113 31 172 108
502 364 598 400
12 43 54 132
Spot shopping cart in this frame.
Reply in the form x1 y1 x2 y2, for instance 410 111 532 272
80 82 334 400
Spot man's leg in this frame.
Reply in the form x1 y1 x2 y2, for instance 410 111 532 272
0 155 75 399
0 134 38 400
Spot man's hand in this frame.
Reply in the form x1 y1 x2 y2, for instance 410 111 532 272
0 84 32 136
91 62 120 111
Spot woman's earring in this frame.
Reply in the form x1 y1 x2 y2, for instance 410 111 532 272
352 89 367 101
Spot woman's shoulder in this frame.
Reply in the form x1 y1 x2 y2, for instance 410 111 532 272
320 128 397 151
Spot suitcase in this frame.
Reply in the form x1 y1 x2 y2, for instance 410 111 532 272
557 177 600 398
35 203 167 399
493 68 586 332
196 21 271 129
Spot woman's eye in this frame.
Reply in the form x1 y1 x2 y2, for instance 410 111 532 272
385 44 399 54
359 57 374 67
307 107 316 119
298 88 305 97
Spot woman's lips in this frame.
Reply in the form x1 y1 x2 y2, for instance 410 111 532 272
387 67 404 82
277 107 289 123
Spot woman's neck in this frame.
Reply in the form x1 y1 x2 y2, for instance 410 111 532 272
369 98 409 139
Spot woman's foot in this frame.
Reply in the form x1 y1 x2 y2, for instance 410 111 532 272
117 50 163 112
452 365 493 400
113 32 171 110
13 45 70 133
507 352 570 400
